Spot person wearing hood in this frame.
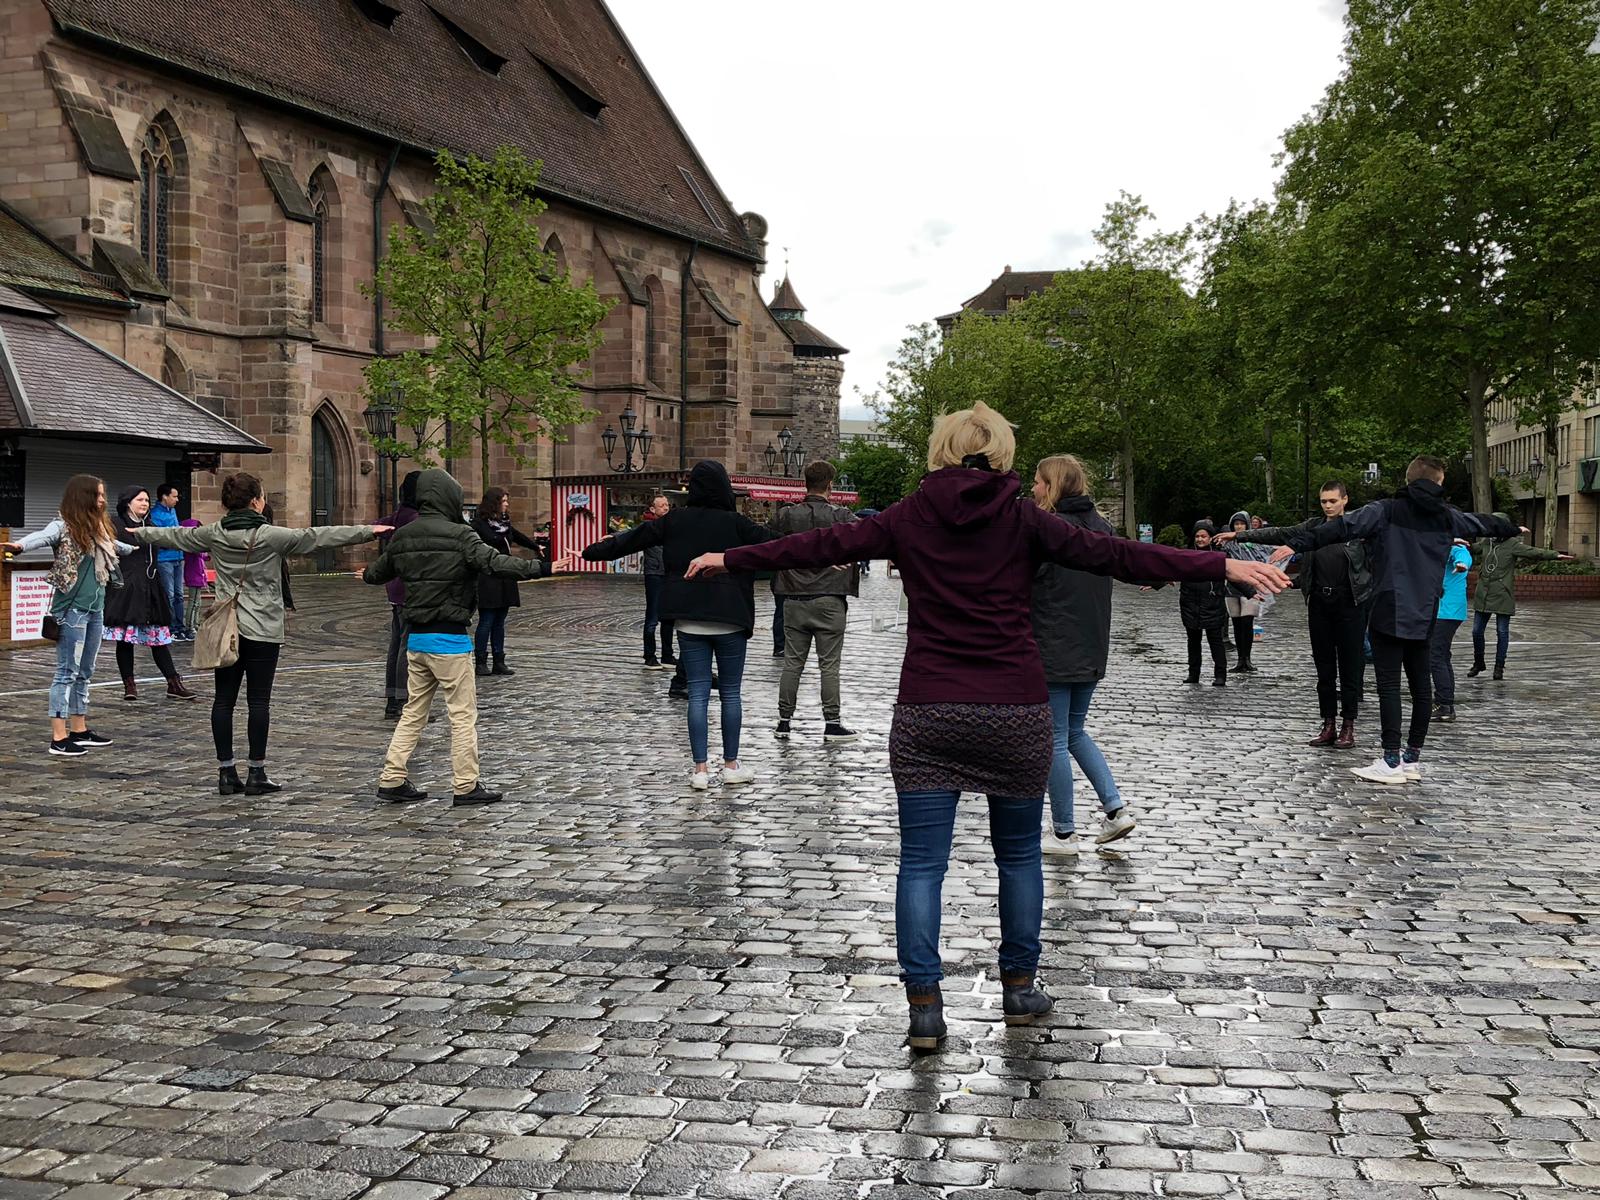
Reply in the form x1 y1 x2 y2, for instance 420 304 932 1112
380 470 422 720
128 472 386 796
1218 480 1374 749
1028 454 1134 855
1220 510 1274 673
1274 456 1521 785
470 486 542 678
685 403 1288 1051
363 469 542 807
1430 537 1474 723
102 484 198 702
1468 516 1570 681
583 460 775 789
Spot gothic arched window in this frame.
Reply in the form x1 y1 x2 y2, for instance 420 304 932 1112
309 173 329 324
139 123 175 284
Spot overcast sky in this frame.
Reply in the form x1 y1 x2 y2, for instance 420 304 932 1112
610 1 1349 420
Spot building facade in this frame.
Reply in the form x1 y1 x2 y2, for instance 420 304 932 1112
1486 391 1600 557
0 0 844 542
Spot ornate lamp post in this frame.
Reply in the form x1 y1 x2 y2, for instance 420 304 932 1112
361 390 401 517
1530 455 1545 485
602 405 652 474
776 425 803 478
763 441 778 474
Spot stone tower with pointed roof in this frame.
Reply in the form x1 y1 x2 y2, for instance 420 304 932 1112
769 273 847 464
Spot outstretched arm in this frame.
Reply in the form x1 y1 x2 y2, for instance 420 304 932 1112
1448 510 1520 541
126 525 214 554
507 523 542 552
691 512 894 577
1223 517 1314 547
582 517 667 561
465 532 542 579
1303 503 1388 550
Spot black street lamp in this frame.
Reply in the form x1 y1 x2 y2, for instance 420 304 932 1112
1530 455 1545 484
602 404 652 474
362 390 402 517
775 425 803 478
764 442 778 474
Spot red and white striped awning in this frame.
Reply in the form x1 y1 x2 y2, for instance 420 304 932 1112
730 475 858 504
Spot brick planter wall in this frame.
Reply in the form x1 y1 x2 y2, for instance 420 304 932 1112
1465 572 1600 602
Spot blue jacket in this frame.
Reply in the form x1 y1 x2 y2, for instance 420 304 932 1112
1437 544 1471 621
149 503 183 562
1288 480 1517 639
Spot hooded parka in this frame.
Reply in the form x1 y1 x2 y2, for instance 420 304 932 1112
1472 520 1560 616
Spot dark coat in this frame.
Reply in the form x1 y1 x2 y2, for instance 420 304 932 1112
103 487 172 630
771 496 858 597
470 516 540 609
1472 532 1558 616
1029 496 1114 683
1236 514 1373 606
583 461 773 634
363 470 540 634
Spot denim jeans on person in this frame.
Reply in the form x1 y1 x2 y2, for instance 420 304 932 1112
475 607 508 658
1429 618 1463 705
1045 682 1122 835
384 606 408 702
212 636 281 765
679 631 746 764
157 558 187 635
49 608 103 719
1472 610 1513 669
896 790 1043 988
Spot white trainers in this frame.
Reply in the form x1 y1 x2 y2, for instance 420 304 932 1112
1401 759 1423 782
1043 833 1079 856
1351 757 1407 785
1096 808 1137 845
722 763 757 785
689 770 711 791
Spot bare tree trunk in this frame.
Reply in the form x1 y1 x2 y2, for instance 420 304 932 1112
1543 416 1560 550
1120 431 1137 539
1263 419 1276 507
1467 363 1492 512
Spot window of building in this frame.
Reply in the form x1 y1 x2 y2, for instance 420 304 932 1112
643 276 666 389
427 3 507 74
139 124 175 284
309 173 329 323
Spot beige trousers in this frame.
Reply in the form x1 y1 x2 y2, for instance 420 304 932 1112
380 651 479 794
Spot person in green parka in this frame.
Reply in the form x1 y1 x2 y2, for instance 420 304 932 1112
1469 515 1572 680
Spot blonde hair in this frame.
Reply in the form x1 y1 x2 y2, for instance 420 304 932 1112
926 401 1016 473
1033 454 1088 512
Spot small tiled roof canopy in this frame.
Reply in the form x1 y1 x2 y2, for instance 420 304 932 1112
45 0 762 261
768 275 847 358
0 200 128 307
0 284 267 453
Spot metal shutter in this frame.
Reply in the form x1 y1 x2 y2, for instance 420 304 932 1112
20 438 177 531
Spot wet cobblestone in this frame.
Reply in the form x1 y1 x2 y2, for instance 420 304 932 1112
0 574 1596 1197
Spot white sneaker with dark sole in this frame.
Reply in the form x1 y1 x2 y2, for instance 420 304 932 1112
1096 809 1137 844
1352 758 1407 785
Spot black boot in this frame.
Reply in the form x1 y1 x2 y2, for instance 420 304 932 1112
1468 658 1486 677
492 655 514 676
218 765 243 795
1001 973 1054 1026
906 984 946 1052
644 630 660 669
475 653 490 677
243 766 282 796
1230 619 1255 672
1492 664 1504 680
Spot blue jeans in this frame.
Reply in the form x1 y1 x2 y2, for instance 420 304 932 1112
50 608 103 719
897 790 1043 988
1045 682 1123 835
158 559 186 635
1472 610 1512 668
475 607 508 658
680 631 746 763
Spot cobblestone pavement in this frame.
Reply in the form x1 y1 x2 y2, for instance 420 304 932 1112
0 573 1597 1200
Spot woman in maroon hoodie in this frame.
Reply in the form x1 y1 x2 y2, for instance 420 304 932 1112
689 403 1286 1050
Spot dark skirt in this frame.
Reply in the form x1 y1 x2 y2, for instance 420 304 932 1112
889 702 1053 797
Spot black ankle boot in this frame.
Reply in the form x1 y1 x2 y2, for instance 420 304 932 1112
906 984 946 1051
243 766 282 796
218 766 243 795
475 654 491 677
1492 664 1504 680
1468 659 1486 677
1001 973 1054 1026
492 655 514 676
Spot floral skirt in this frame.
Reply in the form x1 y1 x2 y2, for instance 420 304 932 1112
102 624 173 647
889 702 1053 797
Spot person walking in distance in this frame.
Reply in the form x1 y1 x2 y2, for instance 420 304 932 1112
1430 539 1472 723
364 470 543 807
126 471 386 795
685 403 1288 1049
1029 455 1134 854
104 485 199 702
1468 519 1571 680
1 475 134 755
1218 481 1373 749
379 471 422 720
151 483 191 640
772 460 859 743
641 494 673 669
470 487 542 678
584 460 774 789
1271 456 1520 784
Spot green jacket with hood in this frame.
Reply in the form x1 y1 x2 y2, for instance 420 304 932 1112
1472 516 1558 616
363 469 540 632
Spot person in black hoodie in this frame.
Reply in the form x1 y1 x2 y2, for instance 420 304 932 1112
1028 455 1134 854
103 485 198 702
1274 456 1520 785
470 487 542 677
583 460 773 790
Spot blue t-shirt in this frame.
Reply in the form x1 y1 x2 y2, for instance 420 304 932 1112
149 504 183 562
1438 544 1472 621
408 632 472 655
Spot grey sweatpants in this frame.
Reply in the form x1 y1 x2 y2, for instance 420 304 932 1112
777 596 847 722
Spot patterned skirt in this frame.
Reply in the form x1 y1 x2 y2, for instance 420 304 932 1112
102 624 173 647
889 702 1053 797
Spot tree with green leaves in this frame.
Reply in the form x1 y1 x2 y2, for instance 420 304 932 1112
835 439 916 511
363 147 612 480
1277 0 1600 513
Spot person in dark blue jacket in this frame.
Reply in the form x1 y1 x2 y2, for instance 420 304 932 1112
1276 456 1519 785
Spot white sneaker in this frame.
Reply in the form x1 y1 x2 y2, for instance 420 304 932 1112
1043 833 1079 856
1351 757 1407 785
1096 808 1137 845
689 770 711 791
722 763 757 785
1401 759 1423 782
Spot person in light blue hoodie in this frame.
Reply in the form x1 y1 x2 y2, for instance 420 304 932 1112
151 483 190 640
1428 538 1473 724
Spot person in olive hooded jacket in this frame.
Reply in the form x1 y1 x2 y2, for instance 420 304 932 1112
363 469 542 807
1468 517 1571 680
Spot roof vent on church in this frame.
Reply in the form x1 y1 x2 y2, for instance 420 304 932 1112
350 0 401 29
532 50 607 120
679 167 727 231
427 2 507 75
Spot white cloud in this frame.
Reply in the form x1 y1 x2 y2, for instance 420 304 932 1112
610 0 1347 420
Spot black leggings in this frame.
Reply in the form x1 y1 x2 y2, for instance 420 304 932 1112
212 637 281 765
1187 625 1226 679
1369 627 1431 754
115 640 178 682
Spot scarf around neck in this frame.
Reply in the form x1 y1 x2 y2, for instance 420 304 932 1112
45 516 116 595
220 509 270 531
485 514 512 537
